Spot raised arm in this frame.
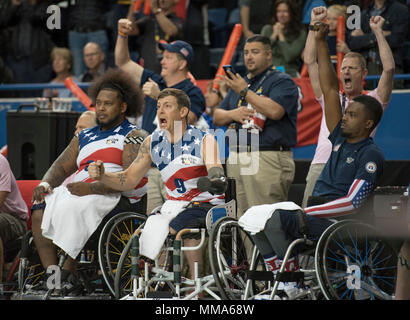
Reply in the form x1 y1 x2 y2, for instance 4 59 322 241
370 16 395 105
150 0 179 38
115 19 144 85
315 23 342 133
303 6 327 99
88 136 153 192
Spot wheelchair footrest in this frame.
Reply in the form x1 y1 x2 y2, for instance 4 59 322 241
275 271 304 283
246 271 274 281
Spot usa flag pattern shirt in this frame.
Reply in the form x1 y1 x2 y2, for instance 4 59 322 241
76 119 147 203
150 126 224 204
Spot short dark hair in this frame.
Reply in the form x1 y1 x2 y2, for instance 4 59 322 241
245 35 272 50
352 94 383 131
157 88 191 111
88 68 144 118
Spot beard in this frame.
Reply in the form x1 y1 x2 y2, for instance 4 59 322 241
97 113 123 130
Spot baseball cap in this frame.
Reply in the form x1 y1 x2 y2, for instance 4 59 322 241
159 40 194 65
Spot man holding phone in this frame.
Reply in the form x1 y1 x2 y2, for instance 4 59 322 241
213 35 299 218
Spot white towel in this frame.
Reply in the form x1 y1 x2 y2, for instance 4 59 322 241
238 201 302 235
139 200 189 260
41 186 121 259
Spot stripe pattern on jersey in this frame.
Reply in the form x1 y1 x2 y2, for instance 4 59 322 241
304 179 375 218
75 120 147 202
150 126 224 205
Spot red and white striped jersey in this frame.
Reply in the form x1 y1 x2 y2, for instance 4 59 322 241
76 119 147 203
150 126 224 204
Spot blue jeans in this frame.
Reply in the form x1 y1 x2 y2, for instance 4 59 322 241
68 30 109 77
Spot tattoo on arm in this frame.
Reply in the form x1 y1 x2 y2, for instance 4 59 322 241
118 173 127 186
43 137 79 187
123 129 149 169
132 137 151 166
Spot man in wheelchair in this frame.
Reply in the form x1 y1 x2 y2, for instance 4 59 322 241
240 22 387 297
29 69 148 295
89 88 227 280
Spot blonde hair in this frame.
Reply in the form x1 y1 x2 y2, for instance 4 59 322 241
50 47 73 71
327 4 347 19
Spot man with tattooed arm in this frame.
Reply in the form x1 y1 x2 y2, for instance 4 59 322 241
30 69 148 294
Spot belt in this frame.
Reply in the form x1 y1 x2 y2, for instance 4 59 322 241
233 145 291 152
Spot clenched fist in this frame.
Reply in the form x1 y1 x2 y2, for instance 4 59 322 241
311 6 327 24
118 19 133 37
88 160 105 181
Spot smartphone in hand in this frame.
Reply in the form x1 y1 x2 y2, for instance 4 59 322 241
223 65 236 79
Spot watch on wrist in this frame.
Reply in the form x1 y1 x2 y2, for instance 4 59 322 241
240 87 249 99
154 8 162 15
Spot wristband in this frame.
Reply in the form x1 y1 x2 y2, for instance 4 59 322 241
118 30 128 39
38 181 51 190
308 22 322 31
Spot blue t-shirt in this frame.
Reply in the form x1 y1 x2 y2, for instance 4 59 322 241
313 122 385 200
140 69 206 134
218 66 298 148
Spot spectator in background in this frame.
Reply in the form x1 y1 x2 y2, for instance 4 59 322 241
213 35 298 219
349 0 409 89
240 0 274 39
67 0 111 77
126 0 184 73
43 47 76 98
79 42 106 83
1 0 54 97
0 154 28 282
261 0 307 77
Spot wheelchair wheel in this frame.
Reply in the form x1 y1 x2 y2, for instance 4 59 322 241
98 212 146 296
208 217 256 300
315 221 397 300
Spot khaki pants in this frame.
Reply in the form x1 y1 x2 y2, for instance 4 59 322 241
227 150 295 219
301 163 326 208
146 167 167 215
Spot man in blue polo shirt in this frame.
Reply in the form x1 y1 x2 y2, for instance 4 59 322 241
115 18 206 213
213 35 299 219
240 23 386 295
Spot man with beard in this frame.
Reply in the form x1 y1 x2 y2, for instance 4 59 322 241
30 69 148 295
240 22 386 296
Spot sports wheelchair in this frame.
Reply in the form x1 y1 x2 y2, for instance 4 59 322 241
9 196 148 300
207 186 407 300
112 177 237 300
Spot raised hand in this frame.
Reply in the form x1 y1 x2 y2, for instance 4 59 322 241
142 78 160 100
118 19 133 37
370 16 385 34
88 160 105 181
311 6 327 24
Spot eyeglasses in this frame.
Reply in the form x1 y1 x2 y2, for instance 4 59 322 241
84 52 100 58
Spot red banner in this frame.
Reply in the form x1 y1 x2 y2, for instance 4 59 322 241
293 78 322 147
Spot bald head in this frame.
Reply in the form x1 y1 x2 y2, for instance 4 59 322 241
83 42 105 72
75 111 96 135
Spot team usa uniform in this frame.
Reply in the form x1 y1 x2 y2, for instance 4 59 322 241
77 119 148 204
150 125 224 205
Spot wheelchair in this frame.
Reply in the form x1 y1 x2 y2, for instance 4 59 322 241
10 196 147 300
112 178 237 300
207 188 405 300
